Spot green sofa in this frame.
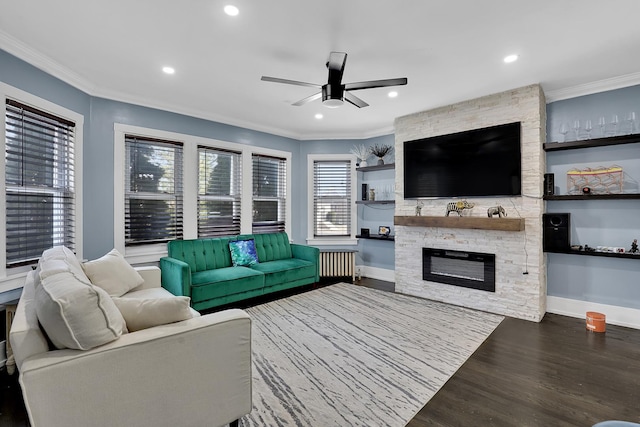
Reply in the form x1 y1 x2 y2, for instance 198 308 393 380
160 232 319 311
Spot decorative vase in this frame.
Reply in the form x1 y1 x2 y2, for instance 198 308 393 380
377 158 384 165
360 160 368 167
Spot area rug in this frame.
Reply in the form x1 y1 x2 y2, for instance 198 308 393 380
241 283 503 427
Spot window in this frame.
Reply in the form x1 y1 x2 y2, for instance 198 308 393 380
252 154 286 234
198 146 241 237
124 136 183 245
313 160 352 237
4 99 76 267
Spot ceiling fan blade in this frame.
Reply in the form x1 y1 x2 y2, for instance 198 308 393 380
292 92 322 106
345 77 408 91
327 52 347 85
344 91 369 108
261 76 321 89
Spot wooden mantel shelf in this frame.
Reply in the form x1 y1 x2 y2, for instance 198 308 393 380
394 215 525 232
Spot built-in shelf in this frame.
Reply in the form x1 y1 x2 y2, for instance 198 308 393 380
543 133 640 152
394 215 525 232
355 234 395 241
546 249 640 260
356 163 395 172
544 193 640 201
356 200 395 205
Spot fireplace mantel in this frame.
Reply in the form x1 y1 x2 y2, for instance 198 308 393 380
394 215 525 232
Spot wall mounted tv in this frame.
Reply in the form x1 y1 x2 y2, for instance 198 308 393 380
403 122 522 199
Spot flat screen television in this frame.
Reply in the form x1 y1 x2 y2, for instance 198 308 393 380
403 122 521 199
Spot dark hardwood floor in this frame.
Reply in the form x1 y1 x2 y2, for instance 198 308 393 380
2 277 639 427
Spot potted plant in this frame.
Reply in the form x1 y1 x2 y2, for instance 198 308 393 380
350 144 370 167
369 144 393 165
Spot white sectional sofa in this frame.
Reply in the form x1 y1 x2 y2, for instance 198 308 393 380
10 246 252 427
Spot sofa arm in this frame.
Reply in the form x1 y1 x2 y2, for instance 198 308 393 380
160 257 192 297
291 244 320 281
19 309 252 427
130 266 161 291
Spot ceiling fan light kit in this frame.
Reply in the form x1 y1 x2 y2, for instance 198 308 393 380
261 51 407 108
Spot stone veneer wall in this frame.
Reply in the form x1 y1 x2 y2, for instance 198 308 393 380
394 84 547 321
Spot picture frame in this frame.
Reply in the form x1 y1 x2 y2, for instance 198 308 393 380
360 228 370 237
378 226 390 236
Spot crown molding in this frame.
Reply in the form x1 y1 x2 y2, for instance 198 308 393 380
0 30 97 94
545 71 640 103
1 30 390 141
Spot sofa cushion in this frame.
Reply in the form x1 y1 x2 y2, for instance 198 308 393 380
229 239 259 267
82 248 144 297
112 296 194 332
167 238 234 273
191 267 264 302
37 246 86 285
35 270 126 350
249 259 316 287
252 232 292 262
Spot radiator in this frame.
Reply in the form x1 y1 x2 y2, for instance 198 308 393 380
319 250 356 281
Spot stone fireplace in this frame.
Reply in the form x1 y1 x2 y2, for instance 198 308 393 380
394 85 546 321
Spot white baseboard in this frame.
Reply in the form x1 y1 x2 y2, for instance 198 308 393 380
547 296 640 330
358 265 395 283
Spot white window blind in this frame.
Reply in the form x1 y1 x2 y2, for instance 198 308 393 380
252 154 286 234
4 99 76 267
198 146 242 237
313 160 352 237
124 135 183 245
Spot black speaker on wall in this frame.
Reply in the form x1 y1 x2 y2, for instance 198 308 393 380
544 173 555 196
543 213 570 252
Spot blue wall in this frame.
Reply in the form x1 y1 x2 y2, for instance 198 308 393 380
546 85 640 309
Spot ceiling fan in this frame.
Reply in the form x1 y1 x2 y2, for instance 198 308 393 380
261 51 408 108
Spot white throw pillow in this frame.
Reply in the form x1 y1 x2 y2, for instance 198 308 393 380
82 249 144 297
112 296 194 332
36 246 86 287
35 270 126 350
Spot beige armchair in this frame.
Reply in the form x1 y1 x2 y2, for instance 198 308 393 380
10 265 252 427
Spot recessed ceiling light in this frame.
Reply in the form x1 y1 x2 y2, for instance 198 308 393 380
315 113 324 120
224 5 239 16
388 91 398 98
162 66 175 75
504 54 519 63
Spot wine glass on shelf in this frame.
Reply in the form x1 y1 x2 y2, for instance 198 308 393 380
559 123 569 142
610 114 619 136
626 111 636 135
573 120 581 141
584 119 593 140
598 116 606 138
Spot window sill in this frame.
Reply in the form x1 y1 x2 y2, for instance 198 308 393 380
306 237 358 246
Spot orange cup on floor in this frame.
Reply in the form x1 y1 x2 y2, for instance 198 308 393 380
586 311 606 333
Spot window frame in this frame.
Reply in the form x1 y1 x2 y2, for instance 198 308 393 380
197 145 242 238
306 154 357 246
0 82 84 294
115 124 292 264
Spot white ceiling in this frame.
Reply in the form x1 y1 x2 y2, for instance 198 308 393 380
1 0 640 140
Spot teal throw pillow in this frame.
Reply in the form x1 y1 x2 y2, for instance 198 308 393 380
229 239 260 267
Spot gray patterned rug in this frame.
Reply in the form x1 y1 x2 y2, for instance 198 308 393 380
241 283 503 427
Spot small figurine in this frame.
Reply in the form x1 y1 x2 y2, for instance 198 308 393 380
487 205 507 218
415 201 424 216
631 239 639 254
445 200 475 217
